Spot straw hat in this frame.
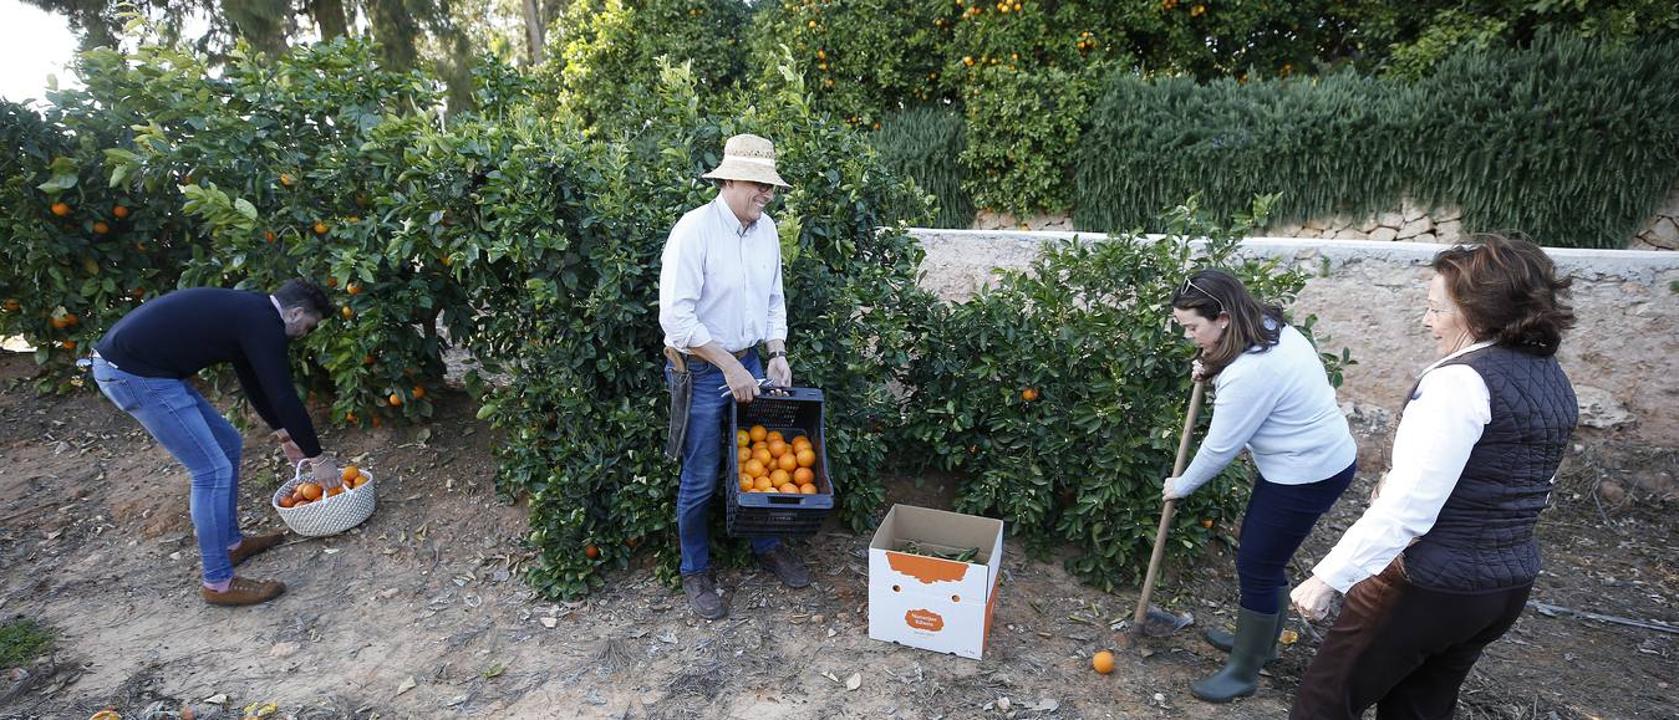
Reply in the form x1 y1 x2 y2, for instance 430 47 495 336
701 133 790 188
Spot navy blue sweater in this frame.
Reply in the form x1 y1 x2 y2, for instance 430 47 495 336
94 288 322 457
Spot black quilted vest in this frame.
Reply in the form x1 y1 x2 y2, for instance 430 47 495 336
1401 345 1576 593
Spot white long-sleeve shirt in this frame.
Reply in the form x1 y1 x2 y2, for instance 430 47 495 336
1311 341 1495 593
1173 324 1358 495
658 196 788 353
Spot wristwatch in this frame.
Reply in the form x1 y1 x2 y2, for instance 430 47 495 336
766 349 788 360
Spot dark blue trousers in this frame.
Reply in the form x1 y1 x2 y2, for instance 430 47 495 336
1236 460 1357 613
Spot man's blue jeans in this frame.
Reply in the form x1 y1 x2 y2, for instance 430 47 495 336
91 357 244 584
666 350 778 575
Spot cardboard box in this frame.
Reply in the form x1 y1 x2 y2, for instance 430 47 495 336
868 504 1005 660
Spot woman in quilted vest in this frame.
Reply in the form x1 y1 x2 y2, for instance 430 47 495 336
1289 234 1577 719
1163 269 1359 703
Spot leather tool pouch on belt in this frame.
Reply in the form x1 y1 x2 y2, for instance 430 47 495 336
663 346 692 460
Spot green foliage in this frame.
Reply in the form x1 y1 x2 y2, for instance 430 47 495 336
1076 35 1679 248
1368 0 1679 79
0 618 53 669
554 0 754 133
958 64 1099 217
872 107 972 228
750 0 954 128
902 196 1326 588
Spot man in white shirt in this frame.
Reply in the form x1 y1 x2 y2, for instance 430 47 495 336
659 134 809 620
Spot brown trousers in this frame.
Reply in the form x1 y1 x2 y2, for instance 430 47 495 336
1290 559 1532 720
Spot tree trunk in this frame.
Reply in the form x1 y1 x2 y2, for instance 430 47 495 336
220 0 291 57
520 0 545 65
367 0 421 71
309 0 349 40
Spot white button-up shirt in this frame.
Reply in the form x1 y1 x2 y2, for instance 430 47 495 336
659 196 788 354
1311 340 1496 593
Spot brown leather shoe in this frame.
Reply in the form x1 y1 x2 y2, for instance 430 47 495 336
758 545 811 589
201 577 286 606
682 572 727 620
229 532 285 567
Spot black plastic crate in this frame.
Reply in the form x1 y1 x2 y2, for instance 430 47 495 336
724 386 835 538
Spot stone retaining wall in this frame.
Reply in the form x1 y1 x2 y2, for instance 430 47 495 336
911 229 1679 490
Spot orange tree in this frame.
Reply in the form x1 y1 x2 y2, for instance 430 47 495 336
551 0 756 131
0 97 195 390
902 196 1348 588
33 37 460 426
470 57 935 598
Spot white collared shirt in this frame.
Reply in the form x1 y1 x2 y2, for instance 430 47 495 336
659 196 788 353
1311 340 1496 593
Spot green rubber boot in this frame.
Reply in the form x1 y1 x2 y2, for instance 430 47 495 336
1203 588 1289 663
1191 606 1278 703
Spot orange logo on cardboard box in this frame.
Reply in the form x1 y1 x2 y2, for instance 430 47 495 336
904 608 945 632
887 552 970 584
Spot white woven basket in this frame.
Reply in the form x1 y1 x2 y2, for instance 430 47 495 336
272 461 377 536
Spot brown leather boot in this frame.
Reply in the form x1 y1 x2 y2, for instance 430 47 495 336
682 572 727 620
229 532 286 566
201 577 286 606
758 545 811 589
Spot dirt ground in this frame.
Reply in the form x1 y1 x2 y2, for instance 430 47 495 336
1 352 1674 720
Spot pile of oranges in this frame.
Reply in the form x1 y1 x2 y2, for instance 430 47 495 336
277 464 369 509
736 425 819 495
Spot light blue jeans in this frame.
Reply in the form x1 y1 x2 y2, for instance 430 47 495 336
91 357 244 584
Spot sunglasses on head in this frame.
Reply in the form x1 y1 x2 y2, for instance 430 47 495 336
1180 277 1227 316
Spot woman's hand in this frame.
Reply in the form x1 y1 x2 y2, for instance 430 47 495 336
1162 476 1187 502
1291 575 1341 622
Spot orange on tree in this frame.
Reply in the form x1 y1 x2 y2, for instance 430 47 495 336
50 201 71 217
346 282 362 295
312 221 329 236
112 205 129 219
412 386 426 399
340 305 353 320
389 392 403 406
585 544 601 560
264 230 276 243
92 221 110 235
1021 387 1039 402
279 173 295 187
60 340 76 351
2 299 18 312
362 354 375 366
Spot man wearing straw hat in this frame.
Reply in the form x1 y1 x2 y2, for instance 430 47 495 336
659 133 810 619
